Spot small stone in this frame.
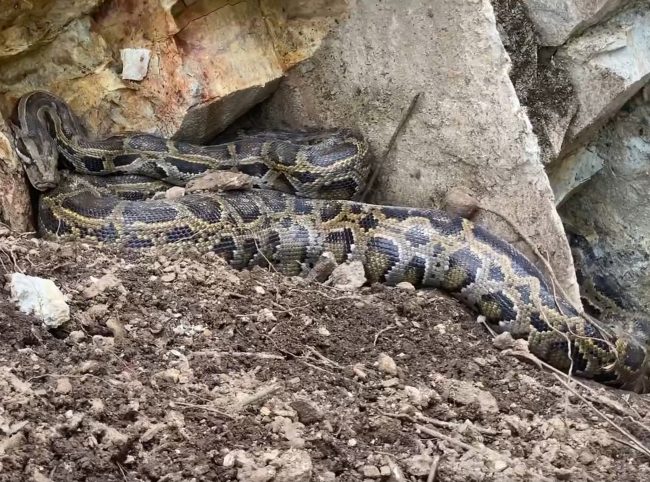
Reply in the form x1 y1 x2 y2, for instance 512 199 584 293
347 438 357 447
55 377 72 394
106 318 126 340
396 281 415 291
290 399 323 424
89 398 105 415
361 465 381 478
578 450 595 465
492 332 515 350
254 286 265 295
382 377 400 388
380 466 391 477
161 272 176 283
68 330 86 343
443 186 479 219
352 363 368 379
257 308 277 322
328 261 367 290
492 459 508 472
92 335 115 351
120 48 151 81
80 360 99 373
164 186 186 199
377 353 398 375
86 304 109 320
405 454 433 477
317 326 330 336
305 251 338 282
82 274 122 299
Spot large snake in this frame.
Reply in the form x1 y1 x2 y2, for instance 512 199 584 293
12 91 650 393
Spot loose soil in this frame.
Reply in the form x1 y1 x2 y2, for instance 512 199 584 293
1 235 649 481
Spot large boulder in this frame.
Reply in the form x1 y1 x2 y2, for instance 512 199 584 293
250 0 582 304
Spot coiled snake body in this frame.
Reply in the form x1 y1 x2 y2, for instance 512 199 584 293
13 91 650 392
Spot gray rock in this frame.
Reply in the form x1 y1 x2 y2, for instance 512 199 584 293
556 2 650 153
523 0 630 46
559 87 650 315
254 0 581 306
272 449 312 482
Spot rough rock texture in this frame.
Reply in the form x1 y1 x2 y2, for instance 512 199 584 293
559 87 650 314
0 0 347 142
492 0 578 163
246 0 581 305
556 0 650 154
522 0 632 46
0 118 33 232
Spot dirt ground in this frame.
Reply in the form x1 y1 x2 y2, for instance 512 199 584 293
1 234 649 482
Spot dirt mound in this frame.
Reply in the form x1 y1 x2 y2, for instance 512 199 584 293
1 236 649 481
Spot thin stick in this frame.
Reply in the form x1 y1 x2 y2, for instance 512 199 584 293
173 401 234 419
373 325 396 345
361 92 422 201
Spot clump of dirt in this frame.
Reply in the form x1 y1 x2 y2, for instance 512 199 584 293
1 235 649 481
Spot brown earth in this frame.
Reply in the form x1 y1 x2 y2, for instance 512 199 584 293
1 235 649 481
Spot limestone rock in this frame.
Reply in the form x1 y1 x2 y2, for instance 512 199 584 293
0 0 348 143
253 0 581 306
10 273 70 328
522 1 630 46
328 261 367 290
559 87 650 315
556 2 650 153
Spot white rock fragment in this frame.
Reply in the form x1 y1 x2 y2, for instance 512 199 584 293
377 353 398 376
120 48 151 81
328 260 366 290
10 273 70 328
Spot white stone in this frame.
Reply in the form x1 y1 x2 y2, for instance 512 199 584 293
120 48 151 81
10 273 70 328
271 449 312 482
377 353 398 375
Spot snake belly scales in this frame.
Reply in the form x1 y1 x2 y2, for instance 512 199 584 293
12 91 650 392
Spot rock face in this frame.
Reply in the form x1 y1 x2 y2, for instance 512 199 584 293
555 1 650 154
0 0 347 142
558 87 650 314
522 0 631 46
250 0 581 305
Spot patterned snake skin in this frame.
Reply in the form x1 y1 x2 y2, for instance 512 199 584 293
13 91 650 393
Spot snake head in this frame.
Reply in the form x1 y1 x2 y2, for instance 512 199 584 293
11 120 60 191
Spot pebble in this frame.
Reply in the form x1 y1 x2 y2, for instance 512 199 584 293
361 465 381 478
492 332 515 350
55 377 72 394
396 281 415 291
164 186 186 199
328 261 367 290
257 308 277 322
405 454 433 477
377 353 398 375
290 399 323 424
68 331 86 343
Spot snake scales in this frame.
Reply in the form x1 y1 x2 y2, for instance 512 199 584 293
13 91 650 393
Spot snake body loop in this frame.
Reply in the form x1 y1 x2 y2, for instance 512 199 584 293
14 91 650 393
